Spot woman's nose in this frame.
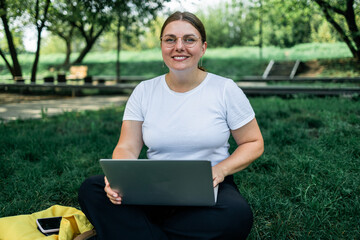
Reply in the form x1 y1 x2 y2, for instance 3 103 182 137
175 37 184 50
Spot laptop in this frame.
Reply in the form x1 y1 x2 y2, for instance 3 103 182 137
100 159 218 206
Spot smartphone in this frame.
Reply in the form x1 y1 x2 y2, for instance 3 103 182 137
36 217 62 235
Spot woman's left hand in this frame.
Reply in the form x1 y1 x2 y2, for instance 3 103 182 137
212 165 226 187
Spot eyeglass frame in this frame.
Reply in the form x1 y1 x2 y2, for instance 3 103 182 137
160 34 202 48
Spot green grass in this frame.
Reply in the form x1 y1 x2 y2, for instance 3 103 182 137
0 96 359 239
239 96 360 239
0 42 357 81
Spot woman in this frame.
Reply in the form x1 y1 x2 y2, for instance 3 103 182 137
79 11 264 240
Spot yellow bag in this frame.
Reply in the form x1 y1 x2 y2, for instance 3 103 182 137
0 205 94 240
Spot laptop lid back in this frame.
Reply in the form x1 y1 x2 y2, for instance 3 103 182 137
100 159 217 206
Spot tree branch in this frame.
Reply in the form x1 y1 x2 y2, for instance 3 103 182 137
317 1 357 57
314 0 345 15
0 47 14 76
35 0 40 28
0 0 22 77
344 0 360 45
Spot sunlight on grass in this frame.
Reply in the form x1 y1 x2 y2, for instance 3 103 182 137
0 97 359 239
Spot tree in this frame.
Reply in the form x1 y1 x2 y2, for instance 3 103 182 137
313 0 360 61
198 0 314 48
112 0 170 81
27 0 51 83
46 4 76 67
68 0 113 65
310 15 341 43
198 1 253 48
141 16 164 49
48 0 115 65
259 0 313 48
47 0 170 69
0 0 23 79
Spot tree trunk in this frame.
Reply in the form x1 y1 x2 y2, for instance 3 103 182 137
72 27 106 65
30 0 51 83
0 48 14 76
31 30 42 83
72 40 95 65
314 0 360 61
259 0 263 60
0 0 22 78
116 19 121 83
62 27 74 67
344 0 360 61
63 39 72 67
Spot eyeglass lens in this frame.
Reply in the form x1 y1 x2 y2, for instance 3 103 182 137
161 35 199 48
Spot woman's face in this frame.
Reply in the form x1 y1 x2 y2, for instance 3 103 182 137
161 20 207 72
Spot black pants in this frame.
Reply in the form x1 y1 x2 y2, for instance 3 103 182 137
78 175 253 240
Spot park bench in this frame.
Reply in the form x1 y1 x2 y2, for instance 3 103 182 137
68 66 88 80
39 66 88 84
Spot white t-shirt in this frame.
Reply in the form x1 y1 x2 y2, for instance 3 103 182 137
123 73 255 166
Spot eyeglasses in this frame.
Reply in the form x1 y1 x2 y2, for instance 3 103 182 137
161 34 201 48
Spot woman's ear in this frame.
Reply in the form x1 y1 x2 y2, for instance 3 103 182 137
201 41 207 56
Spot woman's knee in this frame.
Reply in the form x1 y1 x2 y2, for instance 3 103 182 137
223 197 253 239
217 184 253 238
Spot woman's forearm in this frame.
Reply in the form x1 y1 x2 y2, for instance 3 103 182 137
112 120 144 160
112 146 140 159
212 118 264 186
217 138 264 176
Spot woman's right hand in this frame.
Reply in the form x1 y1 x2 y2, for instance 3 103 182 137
104 176 122 205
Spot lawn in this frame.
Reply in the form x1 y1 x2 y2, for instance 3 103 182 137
0 96 359 239
0 42 358 81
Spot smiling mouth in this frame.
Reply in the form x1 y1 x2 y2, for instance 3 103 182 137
172 56 189 60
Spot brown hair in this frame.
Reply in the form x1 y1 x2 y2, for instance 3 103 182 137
160 11 206 43
160 11 207 71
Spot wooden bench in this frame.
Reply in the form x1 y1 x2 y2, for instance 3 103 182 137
68 66 88 80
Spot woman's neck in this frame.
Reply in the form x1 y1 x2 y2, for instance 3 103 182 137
166 68 207 93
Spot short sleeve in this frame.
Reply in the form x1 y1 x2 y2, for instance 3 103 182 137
224 80 255 130
123 83 144 121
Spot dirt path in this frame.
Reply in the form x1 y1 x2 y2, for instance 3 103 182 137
296 60 324 77
0 94 128 121
0 93 71 104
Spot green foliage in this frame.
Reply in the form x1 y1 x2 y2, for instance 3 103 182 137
258 0 312 47
0 97 359 239
42 0 170 64
0 29 25 53
312 0 360 60
131 0 358 52
0 0 27 19
310 14 341 43
40 35 67 54
140 16 165 50
140 0 336 49
193 1 263 47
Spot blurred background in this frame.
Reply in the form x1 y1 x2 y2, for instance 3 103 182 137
0 0 359 82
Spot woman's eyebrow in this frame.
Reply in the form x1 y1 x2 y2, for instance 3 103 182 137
163 34 176 37
163 33 197 37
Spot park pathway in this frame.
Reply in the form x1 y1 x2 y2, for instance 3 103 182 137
0 95 129 121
